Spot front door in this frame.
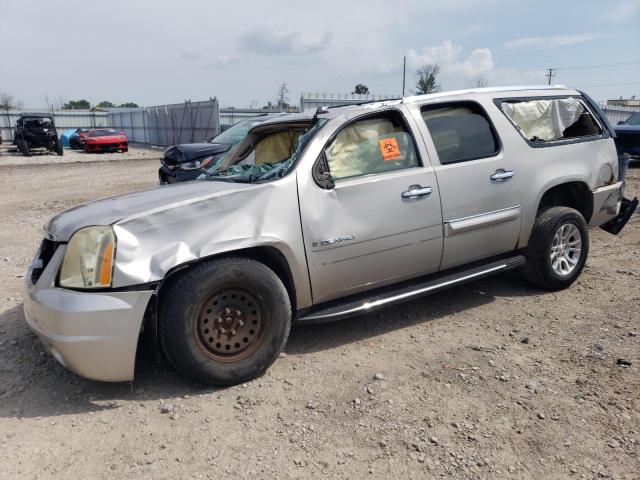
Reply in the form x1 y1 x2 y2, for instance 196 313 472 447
297 110 443 304
412 100 522 269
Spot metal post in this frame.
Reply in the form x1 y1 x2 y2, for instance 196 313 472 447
546 68 555 85
402 55 406 96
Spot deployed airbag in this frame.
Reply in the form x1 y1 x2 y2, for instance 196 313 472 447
502 98 584 141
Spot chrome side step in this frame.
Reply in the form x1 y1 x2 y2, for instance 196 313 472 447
297 255 525 324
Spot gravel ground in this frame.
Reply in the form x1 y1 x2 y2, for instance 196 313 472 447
0 145 162 166
0 157 638 480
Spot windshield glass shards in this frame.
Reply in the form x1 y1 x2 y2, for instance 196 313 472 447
209 119 264 145
205 119 327 184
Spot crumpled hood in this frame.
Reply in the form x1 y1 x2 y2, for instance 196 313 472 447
46 181 257 241
163 142 231 165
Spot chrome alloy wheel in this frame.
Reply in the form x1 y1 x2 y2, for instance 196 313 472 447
550 223 582 277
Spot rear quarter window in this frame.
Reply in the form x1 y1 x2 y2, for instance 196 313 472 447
497 96 603 146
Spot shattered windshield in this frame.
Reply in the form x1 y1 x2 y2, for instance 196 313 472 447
205 119 327 184
209 118 266 145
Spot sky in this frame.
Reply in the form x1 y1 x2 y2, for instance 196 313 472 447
1 0 639 108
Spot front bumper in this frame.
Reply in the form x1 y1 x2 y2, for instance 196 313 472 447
158 163 204 184
589 181 637 234
24 242 153 382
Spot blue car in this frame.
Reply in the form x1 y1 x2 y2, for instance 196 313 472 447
614 112 640 158
59 129 77 148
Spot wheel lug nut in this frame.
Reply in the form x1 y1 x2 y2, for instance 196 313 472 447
230 329 236 336
237 320 244 327
225 307 231 315
235 309 242 316
215 316 222 324
218 328 226 335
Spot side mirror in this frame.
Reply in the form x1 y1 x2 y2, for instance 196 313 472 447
313 152 335 189
618 121 625 125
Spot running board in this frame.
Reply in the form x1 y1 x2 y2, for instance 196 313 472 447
297 255 526 324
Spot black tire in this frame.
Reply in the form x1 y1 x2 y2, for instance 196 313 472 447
17 139 30 156
159 257 291 386
55 140 64 156
523 206 589 290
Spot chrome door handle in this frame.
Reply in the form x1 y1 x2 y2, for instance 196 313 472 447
490 169 514 181
401 185 432 199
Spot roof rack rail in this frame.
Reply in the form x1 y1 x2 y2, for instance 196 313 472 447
325 97 403 109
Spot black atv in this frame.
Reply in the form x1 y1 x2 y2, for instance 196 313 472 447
13 113 63 157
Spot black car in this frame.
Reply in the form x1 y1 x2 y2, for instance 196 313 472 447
13 113 63 157
159 114 285 184
614 112 640 159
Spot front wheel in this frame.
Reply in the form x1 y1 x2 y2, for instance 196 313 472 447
17 139 30 156
159 257 291 386
523 206 589 290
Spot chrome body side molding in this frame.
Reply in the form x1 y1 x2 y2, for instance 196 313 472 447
445 206 521 236
297 255 525 323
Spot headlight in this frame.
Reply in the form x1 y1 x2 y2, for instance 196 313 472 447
180 156 215 170
59 226 115 288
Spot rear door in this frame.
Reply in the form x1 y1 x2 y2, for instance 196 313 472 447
410 100 522 269
297 108 443 304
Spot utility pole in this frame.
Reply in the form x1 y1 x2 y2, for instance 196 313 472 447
545 68 556 85
402 55 406 96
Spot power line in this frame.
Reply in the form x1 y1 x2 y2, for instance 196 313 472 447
550 61 640 71
574 81 640 88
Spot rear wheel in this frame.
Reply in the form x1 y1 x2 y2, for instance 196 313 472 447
159 257 291 385
55 140 64 156
524 206 589 289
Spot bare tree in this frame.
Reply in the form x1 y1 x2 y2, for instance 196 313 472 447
43 93 54 112
276 81 290 110
0 92 18 112
471 76 488 88
415 64 441 94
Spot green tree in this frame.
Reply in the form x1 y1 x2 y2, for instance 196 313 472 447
119 102 139 108
415 64 441 95
96 100 115 108
63 99 91 110
352 83 370 95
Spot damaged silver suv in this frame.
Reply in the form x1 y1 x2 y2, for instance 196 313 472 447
24 86 637 385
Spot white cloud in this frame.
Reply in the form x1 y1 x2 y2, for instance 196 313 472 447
204 55 236 68
406 41 494 80
178 51 201 61
504 33 606 49
238 29 334 56
605 0 640 22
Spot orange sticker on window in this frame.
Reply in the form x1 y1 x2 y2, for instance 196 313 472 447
378 137 401 161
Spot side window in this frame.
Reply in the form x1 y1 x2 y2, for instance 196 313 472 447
420 102 499 164
323 112 419 180
500 97 602 144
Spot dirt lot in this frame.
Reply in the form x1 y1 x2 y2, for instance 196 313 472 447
0 152 638 480
0 144 162 166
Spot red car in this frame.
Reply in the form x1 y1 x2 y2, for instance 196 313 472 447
80 128 129 153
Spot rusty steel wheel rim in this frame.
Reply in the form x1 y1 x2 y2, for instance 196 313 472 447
194 288 266 362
